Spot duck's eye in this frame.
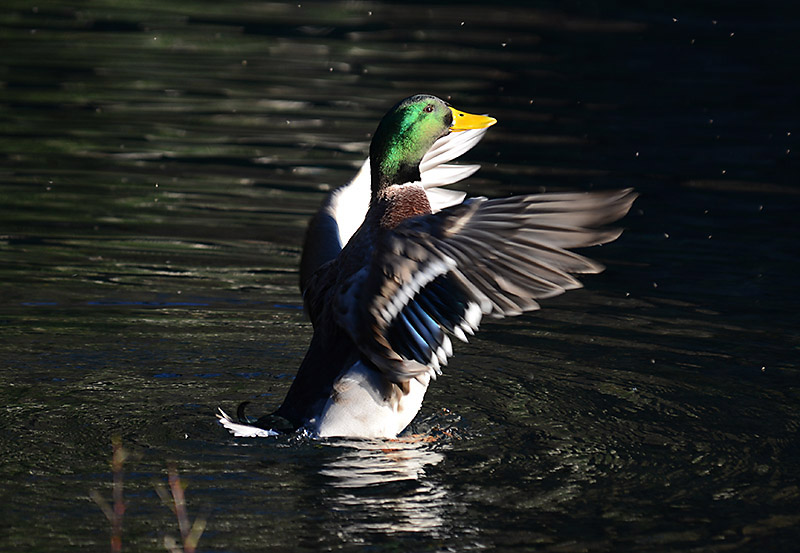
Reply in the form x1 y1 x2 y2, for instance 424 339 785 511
423 104 434 113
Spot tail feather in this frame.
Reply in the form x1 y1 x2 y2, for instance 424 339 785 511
217 407 279 438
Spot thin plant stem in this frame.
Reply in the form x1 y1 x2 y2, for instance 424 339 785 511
168 464 190 545
111 436 125 553
161 464 207 553
91 436 126 553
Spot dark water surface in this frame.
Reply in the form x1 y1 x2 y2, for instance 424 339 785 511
2 1 799 551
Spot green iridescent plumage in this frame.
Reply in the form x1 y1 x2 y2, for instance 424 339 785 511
369 95 454 195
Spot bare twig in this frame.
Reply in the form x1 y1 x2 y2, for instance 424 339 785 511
90 489 113 521
90 436 127 553
91 438 207 553
152 479 175 513
168 464 190 544
111 436 126 553
159 464 207 553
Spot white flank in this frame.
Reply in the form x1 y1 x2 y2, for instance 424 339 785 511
315 361 431 438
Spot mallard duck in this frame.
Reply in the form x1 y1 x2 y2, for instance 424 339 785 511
219 94 636 439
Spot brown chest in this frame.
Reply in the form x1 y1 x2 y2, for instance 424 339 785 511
378 185 432 229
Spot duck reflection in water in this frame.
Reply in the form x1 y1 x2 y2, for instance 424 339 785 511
219 94 636 439
319 437 449 537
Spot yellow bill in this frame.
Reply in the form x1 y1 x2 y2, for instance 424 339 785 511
449 107 497 131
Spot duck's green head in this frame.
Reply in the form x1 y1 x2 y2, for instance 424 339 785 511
370 94 496 194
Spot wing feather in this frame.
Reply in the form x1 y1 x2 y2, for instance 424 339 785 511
336 188 637 382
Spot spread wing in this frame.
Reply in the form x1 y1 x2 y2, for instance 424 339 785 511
335 188 637 382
